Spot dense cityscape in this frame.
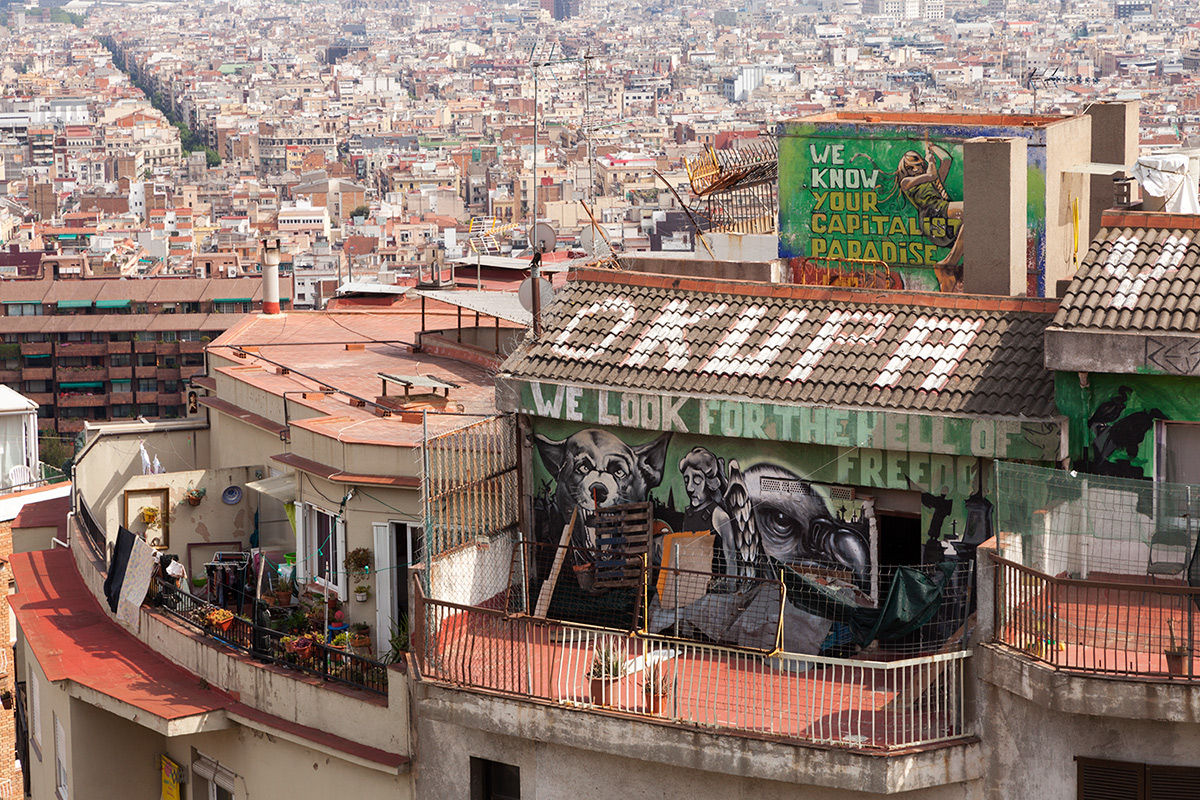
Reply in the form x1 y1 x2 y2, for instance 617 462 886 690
0 0 1199 798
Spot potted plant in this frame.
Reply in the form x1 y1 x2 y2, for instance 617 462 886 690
1166 620 1189 677
206 608 234 632
274 577 294 605
288 633 317 658
588 644 623 705
330 632 349 650
643 662 670 714
0 689 12 710
139 506 161 526
344 547 372 577
354 583 370 602
349 622 371 648
184 486 206 506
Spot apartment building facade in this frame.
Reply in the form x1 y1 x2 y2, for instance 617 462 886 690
0 276 292 435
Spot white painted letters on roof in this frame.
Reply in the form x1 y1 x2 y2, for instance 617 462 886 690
875 316 984 392
621 299 730 371
550 297 636 361
701 307 809 376
785 310 894 382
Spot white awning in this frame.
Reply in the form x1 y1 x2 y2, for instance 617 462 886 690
245 474 296 503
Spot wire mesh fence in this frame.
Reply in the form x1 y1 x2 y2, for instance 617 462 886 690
995 461 1200 582
416 594 970 751
422 414 520 607
512 538 974 658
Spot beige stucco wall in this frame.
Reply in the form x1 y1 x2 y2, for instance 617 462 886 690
1044 116 1093 294
109 467 256 572
75 425 209 530
12 524 58 555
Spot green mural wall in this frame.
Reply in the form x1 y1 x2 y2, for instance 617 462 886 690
1054 372 1190 479
777 119 1051 296
529 417 993 571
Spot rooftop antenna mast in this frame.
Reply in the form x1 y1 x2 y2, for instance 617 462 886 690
527 41 594 246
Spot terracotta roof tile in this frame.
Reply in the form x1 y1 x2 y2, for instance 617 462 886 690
503 273 1058 419
1052 226 1200 332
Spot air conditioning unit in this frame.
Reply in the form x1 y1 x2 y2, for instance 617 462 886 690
226 265 238 278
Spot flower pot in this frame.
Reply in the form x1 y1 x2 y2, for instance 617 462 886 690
354 591 368 603
1166 650 1188 676
573 563 596 593
350 634 370 648
275 590 293 605
186 494 202 506
644 693 664 715
1 695 12 710
214 617 232 632
589 676 617 705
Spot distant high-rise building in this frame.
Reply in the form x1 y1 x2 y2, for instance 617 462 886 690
540 0 579 19
1114 0 1152 19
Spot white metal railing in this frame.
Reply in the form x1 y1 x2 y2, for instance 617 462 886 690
0 777 13 799
417 597 970 751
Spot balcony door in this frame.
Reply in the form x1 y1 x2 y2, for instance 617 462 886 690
373 521 416 651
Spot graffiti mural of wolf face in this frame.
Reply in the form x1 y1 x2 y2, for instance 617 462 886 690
534 429 672 545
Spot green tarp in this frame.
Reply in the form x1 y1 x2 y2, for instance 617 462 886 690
94 299 131 309
56 300 92 309
777 558 956 648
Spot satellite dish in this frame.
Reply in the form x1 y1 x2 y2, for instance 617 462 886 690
530 221 557 254
519 276 555 312
580 225 595 254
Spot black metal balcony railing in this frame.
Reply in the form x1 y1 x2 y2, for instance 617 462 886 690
151 577 388 695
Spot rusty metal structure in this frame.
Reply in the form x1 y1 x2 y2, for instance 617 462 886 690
682 137 779 235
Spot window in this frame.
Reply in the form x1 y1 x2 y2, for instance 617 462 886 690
1077 757 1200 799
298 503 345 597
53 713 66 799
137 353 156 367
7 303 41 317
136 379 157 392
470 758 520 800
192 754 237 800
110 354 131 367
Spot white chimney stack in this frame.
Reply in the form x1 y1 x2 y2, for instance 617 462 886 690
261 238 281 315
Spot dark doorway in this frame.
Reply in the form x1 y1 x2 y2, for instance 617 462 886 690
877 513 922 567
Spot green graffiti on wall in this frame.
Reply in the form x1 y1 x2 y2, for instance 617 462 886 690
1054 372 1184 479
779 123 964 292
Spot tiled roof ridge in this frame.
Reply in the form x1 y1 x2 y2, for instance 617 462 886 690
570 267 1061 314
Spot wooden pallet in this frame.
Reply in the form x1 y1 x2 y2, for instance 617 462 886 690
593 502 653 588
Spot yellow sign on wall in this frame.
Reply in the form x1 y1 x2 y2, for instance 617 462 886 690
161 754 183 800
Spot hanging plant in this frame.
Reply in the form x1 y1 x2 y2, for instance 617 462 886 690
344 547 372 575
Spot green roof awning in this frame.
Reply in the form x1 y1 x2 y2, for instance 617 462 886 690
1 300 35 304
56 300 93 309
58 234 77 240
214 298 252 303
59 381 103 389
94 299 131 309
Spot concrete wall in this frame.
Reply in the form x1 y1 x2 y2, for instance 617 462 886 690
414 682 982 799
963 137 1027 296
16 644 66 800
1044 116 1093 294
166 723 410 799
68 532 412 761
619 252 776 282
68 696 163 800
107 467 257 572
977 648 1200 800
1086 101 1140 232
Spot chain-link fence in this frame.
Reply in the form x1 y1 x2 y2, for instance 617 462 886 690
421 414 521 608
995 461 1200 583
